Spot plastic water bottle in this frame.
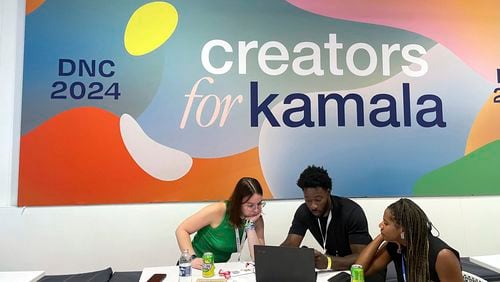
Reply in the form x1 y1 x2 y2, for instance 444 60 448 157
178 249 192 282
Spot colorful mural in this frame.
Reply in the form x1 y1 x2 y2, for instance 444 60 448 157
20 0 500 205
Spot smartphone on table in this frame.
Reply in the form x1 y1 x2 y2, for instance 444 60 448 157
147 273 167 282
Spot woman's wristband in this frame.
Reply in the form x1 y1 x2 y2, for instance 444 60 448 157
326 255 332 270
244 220 256 231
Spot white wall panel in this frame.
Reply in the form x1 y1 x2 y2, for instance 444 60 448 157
1 197 500 274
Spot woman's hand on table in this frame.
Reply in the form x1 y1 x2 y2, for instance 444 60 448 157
191 257 203 269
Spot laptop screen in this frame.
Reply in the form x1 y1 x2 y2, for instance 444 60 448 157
254 245 317 282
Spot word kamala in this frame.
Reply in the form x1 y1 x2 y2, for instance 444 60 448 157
250 82 445 128
181 78 446 128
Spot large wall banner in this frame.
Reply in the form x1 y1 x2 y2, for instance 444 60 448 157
19 0 500 206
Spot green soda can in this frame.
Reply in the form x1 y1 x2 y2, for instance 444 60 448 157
350 264 365 282
201 252 215 278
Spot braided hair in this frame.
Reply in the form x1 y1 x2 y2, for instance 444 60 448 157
388 198 432 282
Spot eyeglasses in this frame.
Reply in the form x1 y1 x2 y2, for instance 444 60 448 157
243 201 266 210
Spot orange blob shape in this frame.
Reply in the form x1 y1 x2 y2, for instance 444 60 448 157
26 0 45 15
18 107 271 206
465 91 500 154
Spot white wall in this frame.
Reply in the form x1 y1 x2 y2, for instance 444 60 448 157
0 0 23 206
1 0 499 275
1 197 500 274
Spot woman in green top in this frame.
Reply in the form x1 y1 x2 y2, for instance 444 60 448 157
175 177 265 269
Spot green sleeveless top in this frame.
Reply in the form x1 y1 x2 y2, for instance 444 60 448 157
192 202 244 262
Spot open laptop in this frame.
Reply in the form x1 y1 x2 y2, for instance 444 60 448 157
254 245 317 282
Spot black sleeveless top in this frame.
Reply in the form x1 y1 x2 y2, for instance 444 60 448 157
386 234 460 281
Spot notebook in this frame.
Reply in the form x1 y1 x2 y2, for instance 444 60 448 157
254 245 317 282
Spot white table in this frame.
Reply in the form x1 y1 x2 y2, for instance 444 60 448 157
470 255 500 273
0 271 45 282
140 262 343 282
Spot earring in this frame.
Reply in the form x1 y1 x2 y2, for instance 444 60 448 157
400 232 405 240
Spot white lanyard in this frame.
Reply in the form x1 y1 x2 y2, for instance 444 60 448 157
401 252 407 282
235 228 247 257
317 209 332 251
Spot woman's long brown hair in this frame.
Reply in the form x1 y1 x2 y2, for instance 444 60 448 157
227 177 263 227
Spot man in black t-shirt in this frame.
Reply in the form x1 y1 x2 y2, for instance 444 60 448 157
281 165 384 281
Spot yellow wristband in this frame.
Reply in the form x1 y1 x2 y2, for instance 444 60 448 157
327 255 332 270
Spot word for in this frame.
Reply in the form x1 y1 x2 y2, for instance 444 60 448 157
180 77 243 128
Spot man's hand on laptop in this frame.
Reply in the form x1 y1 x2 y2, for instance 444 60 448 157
313 249 328 269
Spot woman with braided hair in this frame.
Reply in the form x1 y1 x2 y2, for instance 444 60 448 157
356 198 463 281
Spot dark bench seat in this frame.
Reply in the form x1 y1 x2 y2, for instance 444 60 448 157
385 257 500 282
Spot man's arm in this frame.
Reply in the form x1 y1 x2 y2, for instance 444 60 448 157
314 202 374 270
280 233 304 247
281 205 308 247
314 243 366 270
333 201 372 270
331 243 366 270
281 234 335 270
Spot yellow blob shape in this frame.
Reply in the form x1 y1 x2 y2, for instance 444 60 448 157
124 2 178 56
